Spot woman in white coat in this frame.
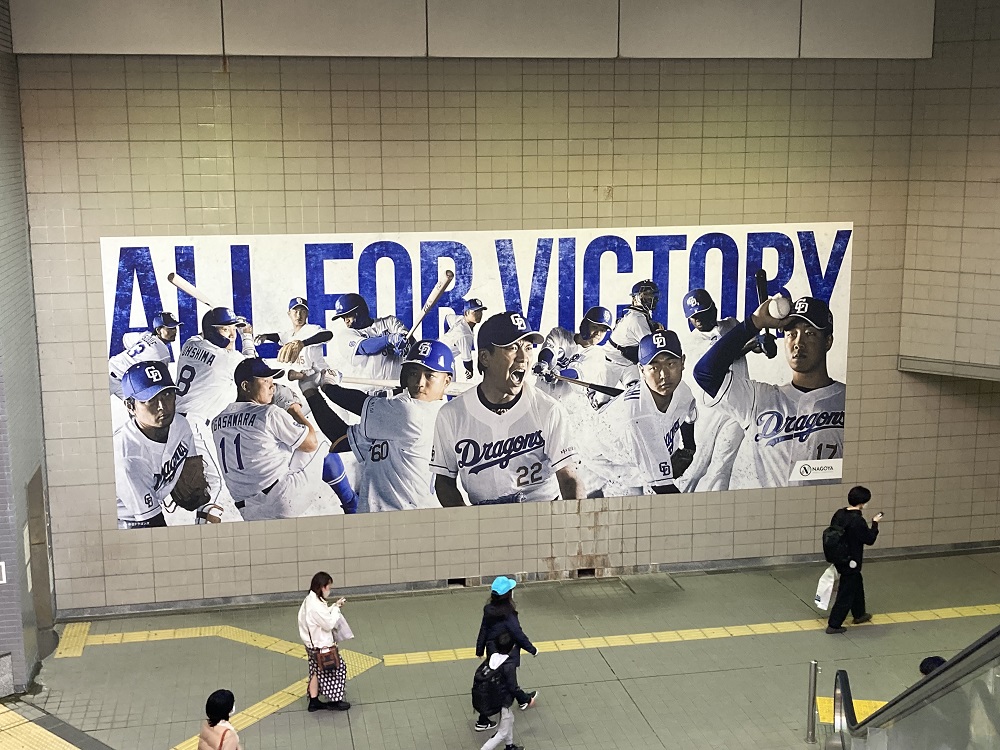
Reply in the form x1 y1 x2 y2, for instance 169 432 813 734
298 571 351 712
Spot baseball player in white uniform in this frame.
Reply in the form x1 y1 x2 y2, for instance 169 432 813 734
114 361 211 528
174 306 257 521
211 358 345 521
432 311 581 505
109 312 181 398
532 306 615 407
605 279 661 388
591 331 697 496
301 340 455 512
693 295 845 488
329 293 408 389
441 298 487 380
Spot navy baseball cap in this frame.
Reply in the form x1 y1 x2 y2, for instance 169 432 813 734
463 298 487 313
582 306 613 329
477 312 544 349
786 297 833 332
683 289 715 318
152 312 181 329
638 330 683 365
288 297 308 310
233 358 285 387
122 361 177 401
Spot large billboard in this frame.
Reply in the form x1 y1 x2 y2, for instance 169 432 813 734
101 224 852 528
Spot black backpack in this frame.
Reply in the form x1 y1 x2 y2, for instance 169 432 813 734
822 518 850 565
471 660 505 716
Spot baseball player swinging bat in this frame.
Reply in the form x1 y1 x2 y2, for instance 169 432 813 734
340 374 472 397
407 270 455 339
754 269 778 359
551 373 623 398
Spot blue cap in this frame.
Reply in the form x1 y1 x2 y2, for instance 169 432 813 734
122 361 177 401
477 312 543 349
582 306 613 329
233 358 284 388
638 330 683 365
463 298 487 313
288 297 308 310
404 339 455 374
682 289 715 318
152 312 181 329
490 576 517 595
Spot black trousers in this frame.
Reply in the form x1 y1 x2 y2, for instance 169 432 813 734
828 569 866 628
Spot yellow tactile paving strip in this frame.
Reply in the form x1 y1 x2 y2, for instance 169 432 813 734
53 622 89 659
0 704 78 750
815 696 887 724
382 602 1000 666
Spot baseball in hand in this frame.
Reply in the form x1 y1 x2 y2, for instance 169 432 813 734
768 296 791 319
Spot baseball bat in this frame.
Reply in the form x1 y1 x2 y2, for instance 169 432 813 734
753 269 778 359
552 373 623 398
167 272 222 309
341 375 474 397
407 270 455 339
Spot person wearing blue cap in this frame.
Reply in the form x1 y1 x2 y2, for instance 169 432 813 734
114 361 213 528
693 294 844 488
328 292 410 393
532 306 614 403
441 298 488 380
474 576 538 731
108 310 182 400
590 330 698 496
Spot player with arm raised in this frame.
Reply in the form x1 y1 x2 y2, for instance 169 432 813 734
431 311 581 506
591 331 697 496
329 293 408 390
114 361 215 528
300 340 455 512
441 298 487 380
605 280 660 388
211 358 345 521
693 296 845 488
109 312 181 398
532 306 614 405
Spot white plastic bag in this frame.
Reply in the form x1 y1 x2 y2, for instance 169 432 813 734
814 564 839 610
334 614 354 643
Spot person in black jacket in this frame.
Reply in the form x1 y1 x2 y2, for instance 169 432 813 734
827 486 883 634
478 633 523 750
474 576 538 731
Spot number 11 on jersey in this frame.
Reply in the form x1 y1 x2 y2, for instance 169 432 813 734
219 434 245 473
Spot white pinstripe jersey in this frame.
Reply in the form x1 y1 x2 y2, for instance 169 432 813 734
114 416 198 525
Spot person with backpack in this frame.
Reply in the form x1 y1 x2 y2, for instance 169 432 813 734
472 633 523 750
825 485 883 634
474 576 538 732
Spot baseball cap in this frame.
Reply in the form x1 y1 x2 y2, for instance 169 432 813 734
785 297 833 332
490 576 517 595
638 330 683 366
582 306 613 329
233 358 285 387
122 361 177 401
477 311 543 349
152 312 181 329
463 298 487 313
288 297 308 310
683 289 715 318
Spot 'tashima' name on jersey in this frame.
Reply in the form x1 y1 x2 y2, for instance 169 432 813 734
598 380 697 488
211 402 310 501
175 336 247 419
431 383 578 503
348 392 444 511
114 416 197 526
707 371 845 487
110 332 172 378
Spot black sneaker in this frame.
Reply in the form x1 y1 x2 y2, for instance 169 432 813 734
519 690 538 710
326 700 351 711
853 613 873 625
475 718 498 732
826 626 847 634
505 745 524 750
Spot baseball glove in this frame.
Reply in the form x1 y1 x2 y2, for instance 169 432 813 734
170 457 212 511
670 448 696 478
277 340 304 363
272 383 302 410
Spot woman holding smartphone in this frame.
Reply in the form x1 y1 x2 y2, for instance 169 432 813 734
298 571 352 712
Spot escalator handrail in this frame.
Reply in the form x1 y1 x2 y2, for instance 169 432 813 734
833 619 1000 735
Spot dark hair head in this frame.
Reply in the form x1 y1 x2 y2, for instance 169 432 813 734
310 571 333 600
847 486 872 507
495 632 514 655
919 656 946 676
206 689 235 726
488 590 517 616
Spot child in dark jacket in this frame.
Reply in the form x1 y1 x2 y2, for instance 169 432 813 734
478 633 523 750
475 576 538 732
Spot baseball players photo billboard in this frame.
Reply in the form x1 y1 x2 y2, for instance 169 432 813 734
101 223 852 528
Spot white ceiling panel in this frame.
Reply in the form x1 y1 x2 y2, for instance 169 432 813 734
801 0 935 58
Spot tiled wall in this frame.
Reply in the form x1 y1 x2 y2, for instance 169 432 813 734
0 0 44 688
17 0 1000 614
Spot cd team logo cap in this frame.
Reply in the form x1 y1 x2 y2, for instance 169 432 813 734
477 311 544 349
122 361 177 401
152 312 181 329
582 305 613 329
463 298 488 313
638 330 683 365
682 288 715 318
490 576 517 595
786 297 834 332
288 297 309 310
233 357 285 386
